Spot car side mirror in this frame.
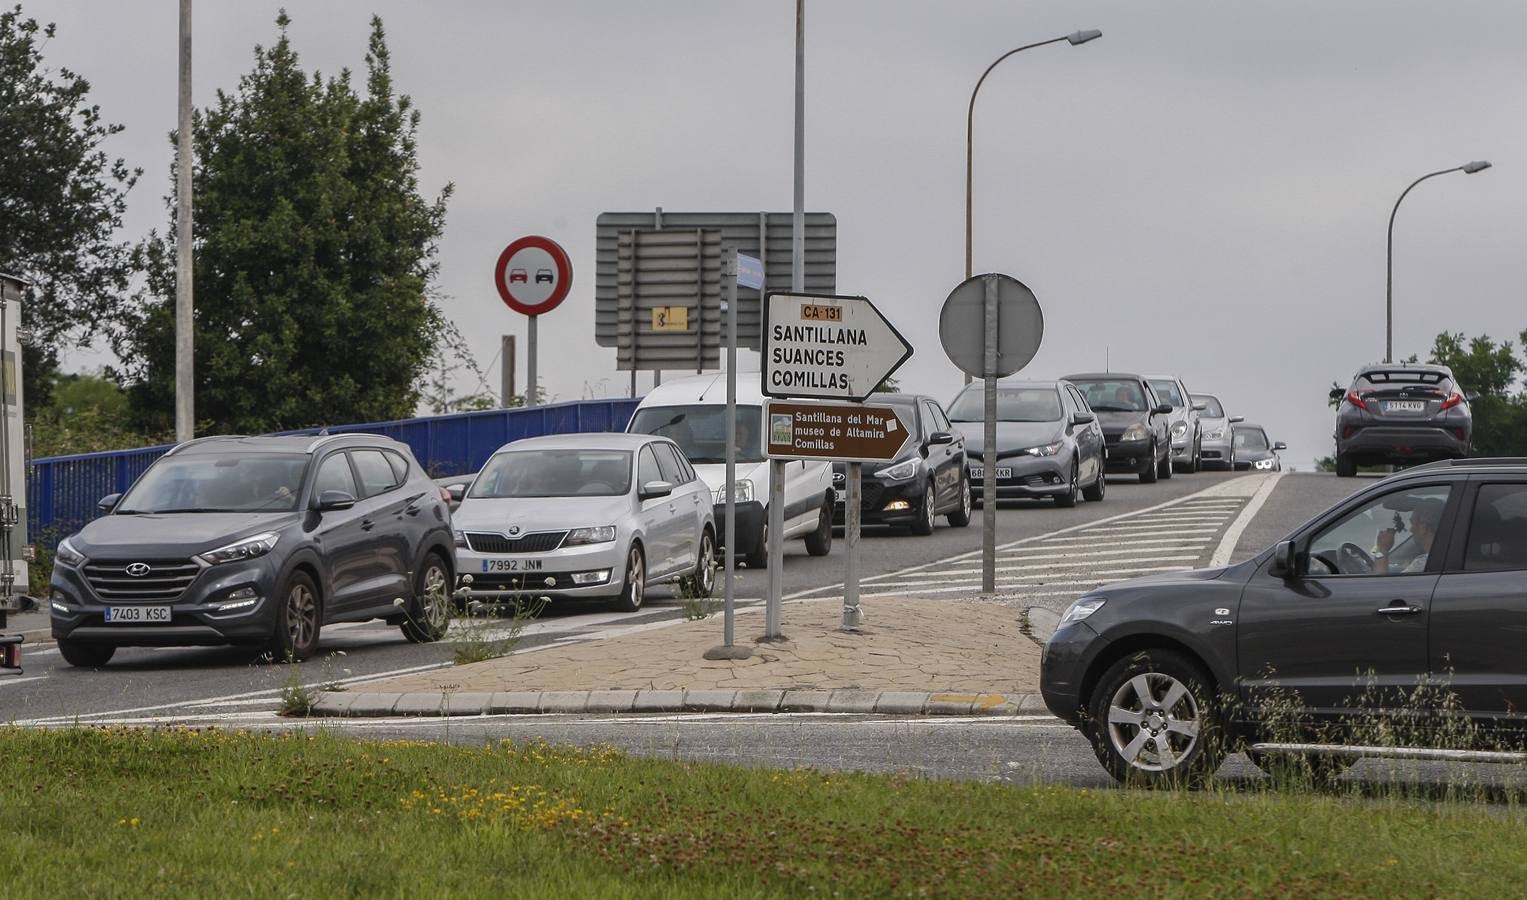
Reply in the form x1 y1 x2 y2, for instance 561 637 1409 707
926 431 955 446
1464 390 1481 402
1269 539 1299 579
1273 441 1288 451
445 483 467 502
639 480 674 501
1070 411 1096 426
1229 415 1244 424
316 490 357 512
1328 387 1345 401
1192 402 1207 412
98 493 121 513
1154 403 1173 415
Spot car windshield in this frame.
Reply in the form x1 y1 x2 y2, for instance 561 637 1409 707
1073 380 1147 413
470 449 633 498
116 453 309 514
1148 380 1185 407
628 404 764 464
948 388 1061 423
1192 395 1225 418
1234 429 1269 451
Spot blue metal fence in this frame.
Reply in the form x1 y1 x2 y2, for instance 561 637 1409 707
27 398 641 546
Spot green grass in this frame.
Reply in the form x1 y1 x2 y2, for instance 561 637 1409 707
5 727 1527 897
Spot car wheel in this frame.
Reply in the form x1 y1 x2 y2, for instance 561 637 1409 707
1086 648 1222 788
680 529 717 596
1082 463 1106 502
1190 438 1202 474
947 474 973 527
1055 461 1079 508
269 571 321 661
744 523 769 569
1139 444 1159 484
58 639 115 668
911 482 937 535
1247 750 1355 789
1335 454 1356 478
1159 445 1174 479
612 544 646 613
400 552 451 644
805 497 833 555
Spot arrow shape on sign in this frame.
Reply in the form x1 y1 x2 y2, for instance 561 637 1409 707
762 293 915 402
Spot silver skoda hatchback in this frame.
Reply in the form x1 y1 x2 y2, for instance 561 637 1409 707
451 433 716 612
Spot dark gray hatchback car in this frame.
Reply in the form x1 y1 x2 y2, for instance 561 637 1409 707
49 434 456 667
1330 363 1474 477
1042 459 1527 785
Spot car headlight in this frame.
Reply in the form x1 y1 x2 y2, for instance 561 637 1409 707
1059 596 1106 627
199 532 280 565
1171 421 1188 438
453 530 468 549
1204 428 1225 441
876 458 920 481
1024 441 1065 457
1255 458 1275 470
1121 424 1149 442
55 537 86 568
714 481 754 504
565 526 617 546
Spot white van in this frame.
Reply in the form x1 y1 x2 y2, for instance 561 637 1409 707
627 374 833 567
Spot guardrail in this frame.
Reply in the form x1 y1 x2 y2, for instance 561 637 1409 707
27 398 641 547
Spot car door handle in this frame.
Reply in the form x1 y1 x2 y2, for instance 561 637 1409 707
1376 603 1422 616
361 519 375 532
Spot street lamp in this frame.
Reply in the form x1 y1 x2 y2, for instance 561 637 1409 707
1385 160 1492 363
964 29 1101 382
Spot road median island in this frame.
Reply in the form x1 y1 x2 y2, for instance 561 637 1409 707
319 597 1044 718
4 726 1522 897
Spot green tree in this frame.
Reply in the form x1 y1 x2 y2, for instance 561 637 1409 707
122 13 451 434
0 6 140 411
874 375 901 393
29 370 167 457
1426 331 1527 457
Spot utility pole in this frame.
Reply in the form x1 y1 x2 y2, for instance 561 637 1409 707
174 0 194 442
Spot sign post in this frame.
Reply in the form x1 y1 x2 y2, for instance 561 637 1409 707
763 292 913 635
938 273 1044 596
494 235 573 407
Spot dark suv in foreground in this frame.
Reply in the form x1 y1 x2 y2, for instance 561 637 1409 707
1330 363 1474 477
1042 458 1527 786
49 434 455 667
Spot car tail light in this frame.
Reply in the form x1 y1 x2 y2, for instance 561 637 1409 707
1345 391 1367 410
1440 392 1463 411
1342 426 1360 439
1452 427 1468 440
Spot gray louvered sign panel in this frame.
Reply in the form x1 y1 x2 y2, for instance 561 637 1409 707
595 211 836 371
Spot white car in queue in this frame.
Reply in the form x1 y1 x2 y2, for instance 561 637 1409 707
450 434 716 613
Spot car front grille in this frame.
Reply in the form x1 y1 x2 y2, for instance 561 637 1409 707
464 531 568 554
83 559 200 603
469 573 578 593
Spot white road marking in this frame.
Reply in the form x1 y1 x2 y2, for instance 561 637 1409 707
1210 473 1284 566
0 675 47 688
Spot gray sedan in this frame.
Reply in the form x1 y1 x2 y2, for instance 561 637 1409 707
451 434 715 613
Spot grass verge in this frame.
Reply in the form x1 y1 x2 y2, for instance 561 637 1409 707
5 727 1527 897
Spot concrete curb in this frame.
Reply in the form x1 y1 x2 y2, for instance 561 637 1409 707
310 688 1049 719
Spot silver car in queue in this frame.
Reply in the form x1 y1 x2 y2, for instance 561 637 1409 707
1191 392 1241 471
450 433 716 613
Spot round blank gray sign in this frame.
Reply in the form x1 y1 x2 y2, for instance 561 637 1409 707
938 273 1043 379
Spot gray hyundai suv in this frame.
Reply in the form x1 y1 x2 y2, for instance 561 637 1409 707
49 434 456 667
1042 458 1527 786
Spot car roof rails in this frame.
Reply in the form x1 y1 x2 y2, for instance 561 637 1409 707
303 431 396 453
1406 458 1527 473
163 435 248 456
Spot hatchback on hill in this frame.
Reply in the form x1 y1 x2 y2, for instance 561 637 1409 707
948 380 1105 507
1329 363 1475 477
49 434 456 667
1065 373 1174 484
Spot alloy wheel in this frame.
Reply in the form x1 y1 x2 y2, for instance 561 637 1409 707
698 533 716 594
960 478 972 518
286 583 318 651
1105 672 1201 773
421 564 450 630
626 547 645 608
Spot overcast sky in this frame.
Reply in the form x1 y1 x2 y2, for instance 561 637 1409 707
32 0 1526 467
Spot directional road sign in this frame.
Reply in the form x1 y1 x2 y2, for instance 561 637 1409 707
939 273 1042 379
762 292 913 402
764 400 913 463
495 235 573 317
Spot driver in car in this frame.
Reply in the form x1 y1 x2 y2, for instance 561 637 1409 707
1373 498 1444 574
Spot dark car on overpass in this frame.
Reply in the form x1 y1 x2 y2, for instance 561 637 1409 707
831 393 970 535
1231 422 1286 471
1329 363 1474 477
48 434 456 667
947 380 1106 507
1041 458 1527 786
1065 373 1174 484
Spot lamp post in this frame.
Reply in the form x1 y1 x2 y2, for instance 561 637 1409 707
1385 160 1491 363
963 29 1101 382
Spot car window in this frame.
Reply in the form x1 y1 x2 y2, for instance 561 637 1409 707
1068 386 1091 413
115 453 308 514
1073 380 1146 413
1234 428 1269 451
638 445 663 487
652 442 690 484
314 453 359 499
1305 484 1452 576
1192 395 1225 418
1148 380 1185 407
629 404 764 464
920 400 945 436
928 401 951 432
949 387 1063 422
351 449 401 498
384 450 410 484
471 449 632 498
1463 484 1527 573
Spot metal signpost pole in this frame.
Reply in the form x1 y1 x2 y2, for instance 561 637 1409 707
526 315 538 407
982 275 998 595
174 0 194 442
843 461 862 629
500 335 515 407
724 252 739 647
